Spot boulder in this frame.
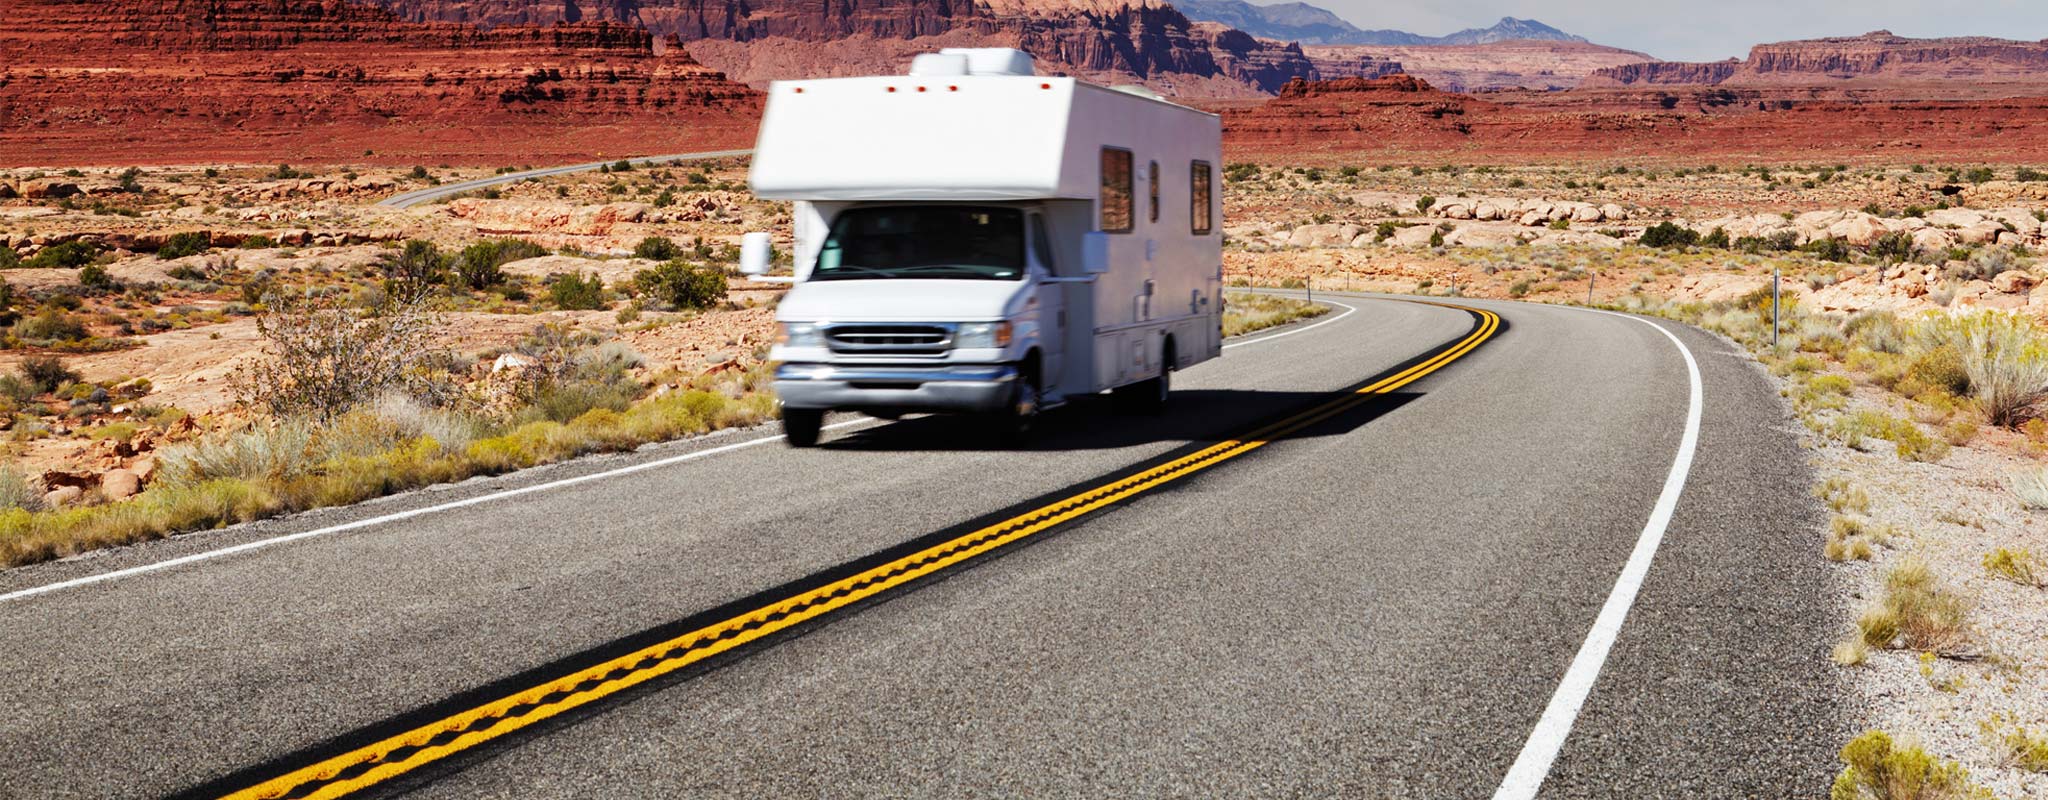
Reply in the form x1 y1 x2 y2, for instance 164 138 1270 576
1518 210 1546 227
1389 225 1441 249
1442 204 1473 220
1473 202 1503 221
1287 224 1361 248
1958 221 2007 245
1925 208 1984 228
1600 204 1628 222
44 486 83 508
1444 227 1524 248
100 469 141 501
1911 228 1957 252
1349 233 1376 248
1571 205 1604 223
1530 231 1625 249
20 179 81 199
1992 270 2039 294
1828 213 1889 247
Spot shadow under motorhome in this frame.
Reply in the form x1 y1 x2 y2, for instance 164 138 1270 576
745 48 1224 446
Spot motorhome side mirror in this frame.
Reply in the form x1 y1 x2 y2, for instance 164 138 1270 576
1080 232 1110 275
739 232 773 277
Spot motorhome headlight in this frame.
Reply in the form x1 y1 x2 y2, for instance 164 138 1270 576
954 321 1013 349
778 322 824 348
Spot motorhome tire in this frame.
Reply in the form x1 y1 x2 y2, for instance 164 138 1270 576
783 409 824 447
998 372 1041 446
1117 340 1174 414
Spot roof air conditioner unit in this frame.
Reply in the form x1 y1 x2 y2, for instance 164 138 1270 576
936 47 1035 77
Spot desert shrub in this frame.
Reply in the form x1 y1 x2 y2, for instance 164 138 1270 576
1638 222 1699 249
0 463 41 511
1982 547 2043 587
1699 227 1730 249
548 272 607 310
0 248 17 269
1803 237 1852 262
14 309 89 344
633 260 727 311
453 238 544 290
1845 311 1910 354
77 264 112 289
272 163 302 179
1915 311 2048 426
1856 559 1971 655
2007 466 2048 509
633 236 682 261
1830 730 1985 800
1428 228 1445 248
238 234 277 250
1736 231 1800 253
1963 166 1995 184
1815 478 1871 514
1902 345 1972 397
229 291 442 421
379 240 448 290
17 358 79 394
1870 231 1914 262
1416 195 1435 214
157 231 212 260
160 421 317 484
23 240 99 269
612 159 634 172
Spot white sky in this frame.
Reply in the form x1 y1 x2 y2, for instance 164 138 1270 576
1306 0 2048 61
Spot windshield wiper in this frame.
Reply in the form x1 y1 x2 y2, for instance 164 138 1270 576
816 265 899 279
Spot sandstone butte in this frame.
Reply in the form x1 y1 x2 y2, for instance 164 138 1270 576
1213 74 2048 163
0 0 762 166
364 0 1318 95
1585 30 2048 93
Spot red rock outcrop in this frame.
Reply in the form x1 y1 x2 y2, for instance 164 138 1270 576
1587 31 2048 89
0 0 761 166
1218 76 2048 163
363 0 1317 95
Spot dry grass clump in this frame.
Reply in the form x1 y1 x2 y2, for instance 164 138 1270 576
0 464 43 512
1981 548 2044 588
1222 292 1331 337
1831 410 1951 462
2006 467 2048 510
1816 477 1872 514
1856 558 1973 657
1980 714 2048 774
1827 515 1894 562
1915 311 2048 427
1830 730 1989 800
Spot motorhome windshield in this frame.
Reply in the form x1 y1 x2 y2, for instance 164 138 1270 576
813 206 1024 281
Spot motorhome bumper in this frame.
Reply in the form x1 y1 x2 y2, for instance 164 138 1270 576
774 364 1018 413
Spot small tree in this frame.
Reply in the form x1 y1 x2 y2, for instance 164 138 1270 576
453 238 544 290
157 231 212 260
634 260 727 311
77 264 113 289
1869 231 1914 263
381 240 448 292
632 236 681 261
230 290 441 421
19 355 79 393
548 272 607 310
1638 222 1700 249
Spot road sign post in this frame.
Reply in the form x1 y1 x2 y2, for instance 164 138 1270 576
1772 269 1781 347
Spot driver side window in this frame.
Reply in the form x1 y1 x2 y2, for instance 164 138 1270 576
1030 215 1057 274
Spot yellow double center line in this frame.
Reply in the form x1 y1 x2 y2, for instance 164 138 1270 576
223 301 1499 800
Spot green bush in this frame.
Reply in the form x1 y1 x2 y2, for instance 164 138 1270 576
1416 195 1435 214
632 236 682 261
1870 231 1913 263
238 235 277 250
1736 231 1799 253
14 308 89 343
157 231 212 260
381 240 448 289
634 260 727 311
1803 238 1852 263
77 264 112 288
453 238 545 290
23 241 99 269
1916 311 2048 426
1830 730 1984 800
1700 227 1730 249
0 247 18 269
549 272 607 310
1638 222 1700 249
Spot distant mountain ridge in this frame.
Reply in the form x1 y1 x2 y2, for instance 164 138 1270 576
1174 0 1587 47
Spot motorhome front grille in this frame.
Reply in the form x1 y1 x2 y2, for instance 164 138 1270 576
826 325 952 354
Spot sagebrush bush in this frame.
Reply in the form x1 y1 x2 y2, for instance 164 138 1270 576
1915 311 2048 426
22 240 98 268
1982 547 2043 587
0 464 42 511
2005 467 2048 509
633 260 727 311
632 236 682 261
18 354 80 392
380 240 448 290
453 238 544 290
160 421 317 484
157 231 212 260
229 290 442 421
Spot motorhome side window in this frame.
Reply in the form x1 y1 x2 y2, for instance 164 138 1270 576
1099 148 1133 233
1148 161 1160 223
1191 161 1213 235
812 206 1025 281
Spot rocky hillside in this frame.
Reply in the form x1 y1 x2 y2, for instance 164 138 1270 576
1588 31 2048 88
365 0 1317 96
1174 2 1586 48
0 0 761 165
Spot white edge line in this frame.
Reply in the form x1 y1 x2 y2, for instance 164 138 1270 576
4 295 1364 604
0 419 872 604
1490 308 1704 800
1222 298 1357 350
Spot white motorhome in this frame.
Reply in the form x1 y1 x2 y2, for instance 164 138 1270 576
743 48 1223 446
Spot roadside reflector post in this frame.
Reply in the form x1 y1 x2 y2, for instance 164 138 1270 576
1587 269 1595 306
1772 268 1782 348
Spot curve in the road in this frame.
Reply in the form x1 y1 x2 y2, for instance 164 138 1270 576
374 150 754 209
206 302 1501 800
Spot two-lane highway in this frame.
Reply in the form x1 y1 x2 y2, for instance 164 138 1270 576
0 295 1845 798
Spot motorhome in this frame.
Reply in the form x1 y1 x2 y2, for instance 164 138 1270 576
742 48 1223 446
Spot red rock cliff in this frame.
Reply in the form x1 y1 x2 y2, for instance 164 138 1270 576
1588 31 2048 87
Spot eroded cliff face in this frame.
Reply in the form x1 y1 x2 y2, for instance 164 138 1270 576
0 0 760 165
1589 31 2048 88
363 0 1317 95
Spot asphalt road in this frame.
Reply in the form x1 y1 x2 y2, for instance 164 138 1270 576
0 295 1846 799
375 150 754 209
